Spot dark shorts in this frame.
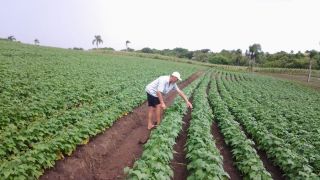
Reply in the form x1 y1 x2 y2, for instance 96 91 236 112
147 93 160 107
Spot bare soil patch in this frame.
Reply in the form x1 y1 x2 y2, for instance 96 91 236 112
211 122 242 180
171 98 193 180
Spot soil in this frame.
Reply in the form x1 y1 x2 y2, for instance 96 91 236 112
241 126 285 180
210 75 242 179
171 98 193 180
256 149 285 180
211 122 242 180
40 71 202 180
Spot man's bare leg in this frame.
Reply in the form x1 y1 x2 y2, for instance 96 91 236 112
147 106 155 130
156 104 161 125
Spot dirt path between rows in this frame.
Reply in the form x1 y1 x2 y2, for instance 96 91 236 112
40 71 202 180
208 78 242 180
211 122 242 179
239 125 284 180
256 149 284 180
171 98 193 180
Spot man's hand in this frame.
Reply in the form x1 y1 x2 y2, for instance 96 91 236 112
187 101 193 109
161 102 167 110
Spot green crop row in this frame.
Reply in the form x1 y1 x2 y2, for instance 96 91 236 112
216 71 318 179
0 86 147 179
228 71 320 173
186 72 229 179
0 76 148 163
236 73 320 152
208 74 272 180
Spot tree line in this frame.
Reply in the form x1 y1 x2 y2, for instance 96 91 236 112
91 35 320 70
136 45 320 70
4 35 320 70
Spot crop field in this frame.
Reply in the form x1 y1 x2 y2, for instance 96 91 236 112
1 41 320 179
0 41 203 179
126 71 320 179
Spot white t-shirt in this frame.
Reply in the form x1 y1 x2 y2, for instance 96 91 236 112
145 75 180 97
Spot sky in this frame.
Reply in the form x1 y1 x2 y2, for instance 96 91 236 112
1 0 320 53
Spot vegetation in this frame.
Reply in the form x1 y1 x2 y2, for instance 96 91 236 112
7 36 16 41
34 39 40 45
186 72 229 180
0 40 203 179
209 74 272 179
127 69 320 179
125 74 203 179
2 36 319 71
125 40 131 51
215 71 319 178
92 35 103 48
1 38 320 180
122 44 320 70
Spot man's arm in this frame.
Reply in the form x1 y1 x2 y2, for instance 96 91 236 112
176 89 193 108
156 91 167 109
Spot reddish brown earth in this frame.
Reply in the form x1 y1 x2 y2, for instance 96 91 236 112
171 98 193 180
256 149 285 180
40 72 202 180
209 78 242 180
238 124 285 180
211 122 242 180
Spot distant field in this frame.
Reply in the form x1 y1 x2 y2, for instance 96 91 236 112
257 72 320 91
93 49 320 78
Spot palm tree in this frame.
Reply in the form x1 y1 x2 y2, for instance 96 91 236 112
307 50 317 82
235 49 242 66
248 44 262 71
34 38 40 45
7 36 16 41
92 35 103 48
126 40 131 51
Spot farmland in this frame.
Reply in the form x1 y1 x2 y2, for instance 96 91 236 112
0 41 203 179
1 41 320 179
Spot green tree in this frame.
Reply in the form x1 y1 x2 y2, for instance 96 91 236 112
208 54 228 64
235 49 242 66
34 38 40 45
248 44 262 71
92 35 103 48
172 48 190 58
200 49 211 53
192 51 209 62
307 50 318 82
7 35 16 41
141 47 153 53
126 40 131 51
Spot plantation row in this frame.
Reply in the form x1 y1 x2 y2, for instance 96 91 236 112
215 72 319 179
0 41 204 179
126 70 320 179
219 72 320 177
